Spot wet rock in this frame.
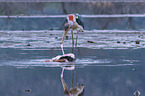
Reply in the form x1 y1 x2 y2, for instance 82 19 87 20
123 42 126 44
87 40 95 43
47 41 50 43
49 28 53 30
66 36 68 40
135 40 140 44
138 35 143 38
117 41 121 43
25 89 31 93
27 44 31 46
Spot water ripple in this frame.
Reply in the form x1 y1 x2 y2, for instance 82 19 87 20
0 30 145 49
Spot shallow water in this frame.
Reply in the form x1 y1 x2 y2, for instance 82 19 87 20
0 30 145 96
0 30 145 49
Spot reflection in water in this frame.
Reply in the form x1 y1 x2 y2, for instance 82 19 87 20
61 64 84 96
59 44 84 96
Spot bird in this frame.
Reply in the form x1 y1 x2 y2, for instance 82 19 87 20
61 13 84 47
45 53 75 62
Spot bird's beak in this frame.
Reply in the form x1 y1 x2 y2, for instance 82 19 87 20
61 30 68 44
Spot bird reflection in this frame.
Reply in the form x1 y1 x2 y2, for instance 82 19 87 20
60 64 84 96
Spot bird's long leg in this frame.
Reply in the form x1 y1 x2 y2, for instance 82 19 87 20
61 30 68 44
71 29 74 47
75 31 79 47
61 68 69 91
71 69 74 88
75 68 78 86
61 68 64 78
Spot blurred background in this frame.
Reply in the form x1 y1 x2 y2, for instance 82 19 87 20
1 2 145 30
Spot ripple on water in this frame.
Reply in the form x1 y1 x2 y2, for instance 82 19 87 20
0 30 145 49
1 58 135 69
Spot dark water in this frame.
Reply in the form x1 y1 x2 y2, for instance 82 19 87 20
0 47 145 96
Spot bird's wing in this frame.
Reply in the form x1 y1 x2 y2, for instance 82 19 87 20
76 15 84 28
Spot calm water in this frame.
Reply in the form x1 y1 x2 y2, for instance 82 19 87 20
0 30 145 96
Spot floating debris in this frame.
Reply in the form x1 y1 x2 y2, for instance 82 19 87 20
66 36 69 40
55 37 58 39
130 41 134 42
135 40 140 44
47 41 50 43
50 34 53 36
138 35 143 38
49 28 53 30
134 91 141 96
25 89 31 93
27 44 31 46
123 42 126 44
87 40 95 43
117 41 121 43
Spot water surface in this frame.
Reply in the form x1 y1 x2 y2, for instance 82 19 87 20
0 30 145 96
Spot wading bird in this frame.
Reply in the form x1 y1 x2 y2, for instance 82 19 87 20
61 14 84 47
45 53 75 62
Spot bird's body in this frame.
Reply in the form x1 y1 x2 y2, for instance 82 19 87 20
61 14 84 47
45 53 75 62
